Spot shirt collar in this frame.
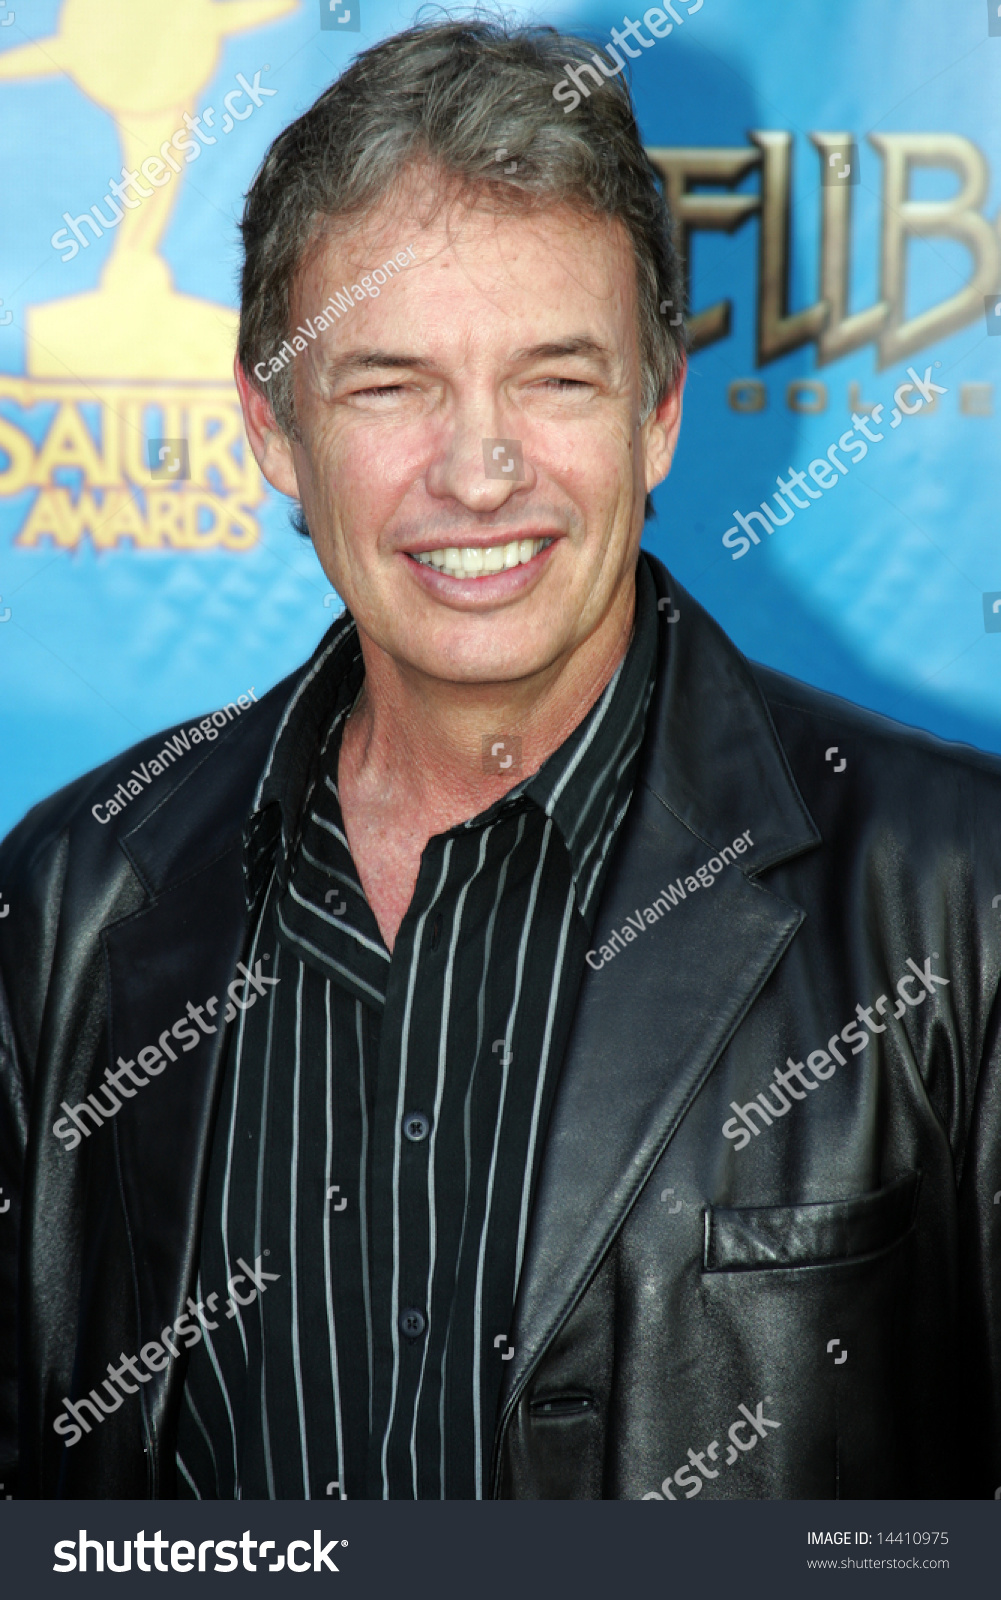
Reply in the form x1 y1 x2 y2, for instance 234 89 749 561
243 609 363 909
519 549 658 908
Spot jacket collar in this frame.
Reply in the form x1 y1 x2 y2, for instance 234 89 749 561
638 554 819 876
117 668 301 900
493 553 821 1479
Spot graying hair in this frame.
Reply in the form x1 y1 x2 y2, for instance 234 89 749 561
238 18 685 443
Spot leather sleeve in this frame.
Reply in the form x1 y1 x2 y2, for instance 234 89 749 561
959 960 1001 1495
0 791 78 1500
0 955 28 1497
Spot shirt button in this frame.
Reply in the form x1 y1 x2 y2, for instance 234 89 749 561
400 1307 426 1340
403 1111 430 1142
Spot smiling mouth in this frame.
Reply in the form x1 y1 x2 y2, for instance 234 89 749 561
408 537 554 579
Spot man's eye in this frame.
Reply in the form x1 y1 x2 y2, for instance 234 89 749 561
539 377 590 393
351 383 407 398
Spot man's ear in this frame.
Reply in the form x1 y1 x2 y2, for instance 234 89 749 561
642 359 687 496
233 355 301 499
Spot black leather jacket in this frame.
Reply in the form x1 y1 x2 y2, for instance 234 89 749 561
2 555 1000 1499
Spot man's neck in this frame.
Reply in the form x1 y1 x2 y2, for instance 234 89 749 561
339 584 637 837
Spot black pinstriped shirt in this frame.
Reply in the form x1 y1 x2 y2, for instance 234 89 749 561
176 554 659 1500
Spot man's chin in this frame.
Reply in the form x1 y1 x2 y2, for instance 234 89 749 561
397 640 564 690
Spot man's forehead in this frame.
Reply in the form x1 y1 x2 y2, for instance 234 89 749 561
298 188 632 293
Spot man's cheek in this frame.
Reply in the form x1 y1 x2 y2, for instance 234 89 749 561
360 434 431 502
293 424 352 501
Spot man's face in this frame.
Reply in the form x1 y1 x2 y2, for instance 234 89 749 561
242 177 683 688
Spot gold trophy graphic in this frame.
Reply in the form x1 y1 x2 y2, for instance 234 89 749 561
0 0 298 378
0 0 300 552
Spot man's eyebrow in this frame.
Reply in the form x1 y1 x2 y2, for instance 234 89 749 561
320 350 434 384
319 338 614 386
509 337 613 364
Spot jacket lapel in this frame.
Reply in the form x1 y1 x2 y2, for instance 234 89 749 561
105 845 249 1345
497 556 822 1441
97 689 288 1484
89 614 358 1488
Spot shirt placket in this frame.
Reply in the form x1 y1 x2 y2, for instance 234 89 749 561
366 842 452 1498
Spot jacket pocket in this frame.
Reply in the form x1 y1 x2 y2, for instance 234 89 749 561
703 1170 920 1272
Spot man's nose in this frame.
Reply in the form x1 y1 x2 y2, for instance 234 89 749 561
425 411 537 510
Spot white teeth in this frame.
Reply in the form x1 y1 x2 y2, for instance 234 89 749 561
412 537 552 578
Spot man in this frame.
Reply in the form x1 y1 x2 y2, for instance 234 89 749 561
1 20 999 1501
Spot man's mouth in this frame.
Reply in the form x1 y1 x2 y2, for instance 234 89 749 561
408 537 554 580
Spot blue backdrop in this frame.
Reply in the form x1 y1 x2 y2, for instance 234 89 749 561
1 0 999 840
